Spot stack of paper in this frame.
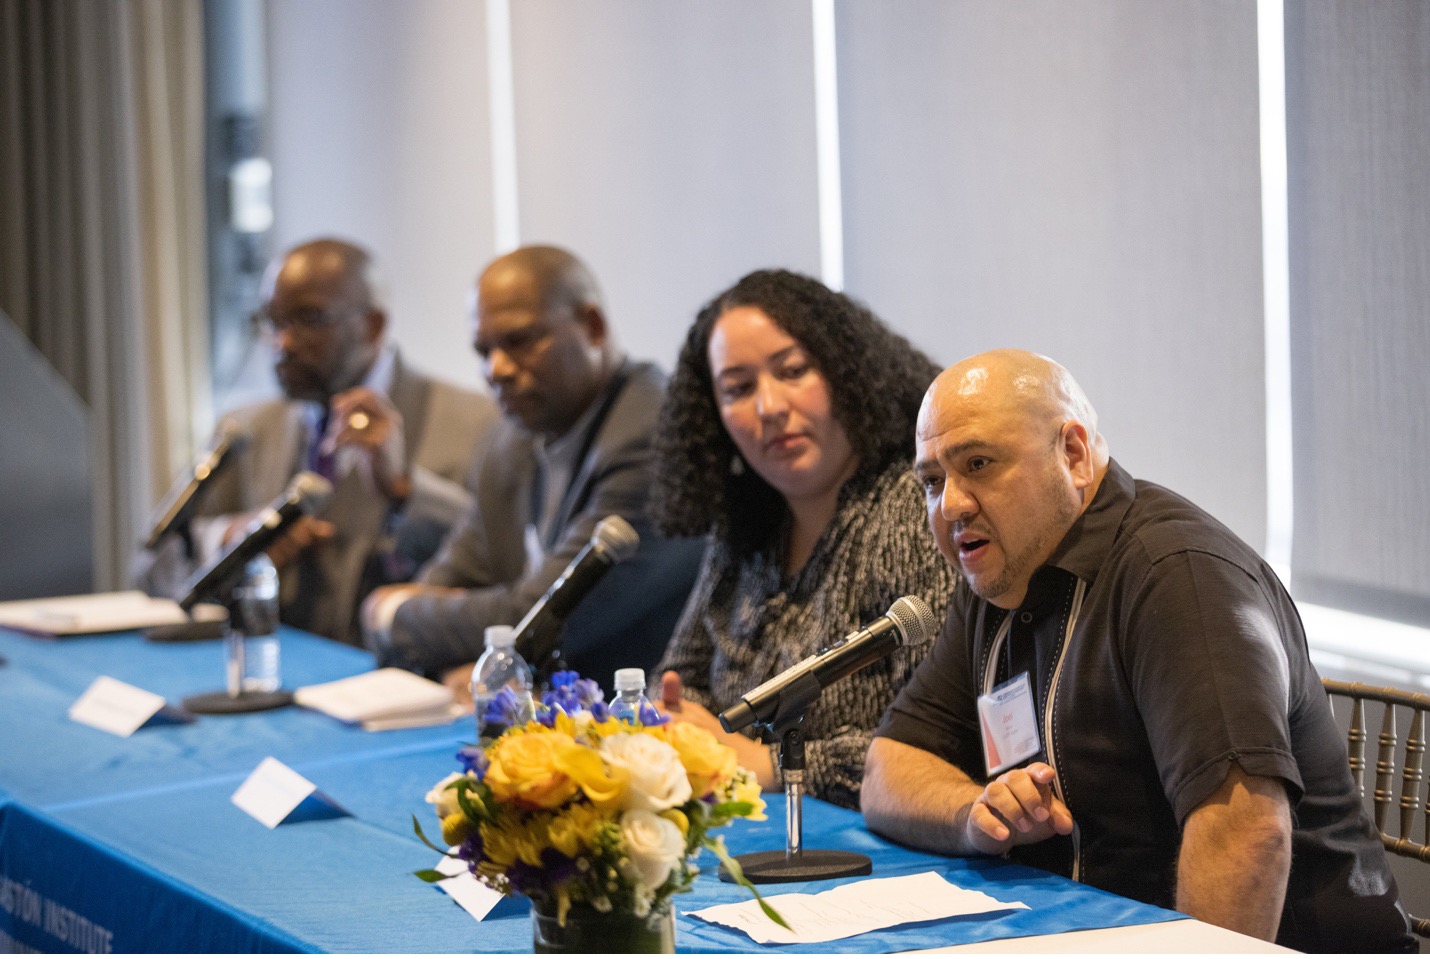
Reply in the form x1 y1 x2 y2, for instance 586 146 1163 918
294 668 468 731
0 591 200 636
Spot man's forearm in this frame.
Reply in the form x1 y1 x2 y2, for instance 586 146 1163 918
861 738 987 855
1176 768 1291 942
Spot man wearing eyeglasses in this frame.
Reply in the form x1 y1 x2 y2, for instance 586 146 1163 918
139 238 496 646
363 245 704 695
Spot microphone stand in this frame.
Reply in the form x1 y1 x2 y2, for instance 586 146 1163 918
718 671 873 884
180 579 293 716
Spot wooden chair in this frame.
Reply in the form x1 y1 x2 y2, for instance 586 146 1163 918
1322 678 1430 937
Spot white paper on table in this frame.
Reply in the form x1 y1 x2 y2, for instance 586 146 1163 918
0 590 195 636
231 757 347 829
433 849 503 922
68 676 177 737
686 871 1028 945
294 668 456 725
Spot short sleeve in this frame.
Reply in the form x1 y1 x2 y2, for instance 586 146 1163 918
1125 549 1304 823
874 582 986 778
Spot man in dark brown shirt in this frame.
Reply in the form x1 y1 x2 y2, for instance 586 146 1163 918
863 349 1412 952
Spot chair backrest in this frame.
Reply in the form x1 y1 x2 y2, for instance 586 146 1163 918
1323 677 1430 937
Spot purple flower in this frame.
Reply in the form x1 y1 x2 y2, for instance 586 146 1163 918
482 687 534 729
549 669 581 690
588 701 610 722
537 706 559 728
542 686 580 715
505 849 577 894
459 831 484 868
638 700 669 726
573 678 604 708
456 744 488 780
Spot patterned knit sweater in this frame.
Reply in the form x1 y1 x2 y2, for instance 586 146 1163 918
654 461 956 809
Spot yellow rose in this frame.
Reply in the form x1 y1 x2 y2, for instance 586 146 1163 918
554 741 629 809
663 722 738 798
485 731 580 810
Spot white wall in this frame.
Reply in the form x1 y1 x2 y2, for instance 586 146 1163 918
268 0 1267 550
268 0 494 392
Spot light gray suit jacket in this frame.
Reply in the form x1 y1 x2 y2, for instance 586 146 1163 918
376 360 704 684
140 353 497 646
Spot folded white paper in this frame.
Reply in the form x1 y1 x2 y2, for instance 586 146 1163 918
231 757 347 829
687 871 1028 945
434 851 503 922
294 668 460 727
0 591 198 636
69 676 182 737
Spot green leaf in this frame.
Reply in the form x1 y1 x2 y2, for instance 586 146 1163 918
705 837 791 930
412 869 447 883
411 814 449 855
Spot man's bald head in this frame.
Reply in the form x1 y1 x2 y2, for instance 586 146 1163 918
920 349 1103 455
479 245 604 318
472 245 617 437
915 350 1108 608
260 238 387 402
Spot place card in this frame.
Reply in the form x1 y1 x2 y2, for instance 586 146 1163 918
433 851 503 922
231 757 349 829
69 676 189 737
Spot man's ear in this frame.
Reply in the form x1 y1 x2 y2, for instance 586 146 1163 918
576 303 608 348
364 308 388 345
1061 421 1095 490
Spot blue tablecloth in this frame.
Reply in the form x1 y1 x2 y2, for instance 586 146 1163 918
0 626 1183 952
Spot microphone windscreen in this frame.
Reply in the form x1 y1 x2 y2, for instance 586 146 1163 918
287 471 334 515
885 595 938 646
591 515 640 563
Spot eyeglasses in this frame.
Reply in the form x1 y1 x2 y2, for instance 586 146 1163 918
250 306 347 339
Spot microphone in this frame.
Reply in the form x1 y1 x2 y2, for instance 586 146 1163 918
512 515 640 663
179 472 333 610
719 596 938 734
145 421 250 550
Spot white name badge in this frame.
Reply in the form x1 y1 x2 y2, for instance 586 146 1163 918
977 672 1041 776
231 757 349 829
69 676 188 737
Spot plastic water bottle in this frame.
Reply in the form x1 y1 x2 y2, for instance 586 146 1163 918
609 668 653 724
471 625 534 738
226 555 281 696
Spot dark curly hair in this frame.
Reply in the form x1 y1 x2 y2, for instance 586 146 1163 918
653 269 941 557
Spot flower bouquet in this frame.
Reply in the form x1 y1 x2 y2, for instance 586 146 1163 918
414 671 784 952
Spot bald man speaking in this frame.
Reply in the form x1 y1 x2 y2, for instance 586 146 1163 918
862 350 1411 952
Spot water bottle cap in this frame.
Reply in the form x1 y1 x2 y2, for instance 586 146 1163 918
484 625 516 648
613 668 645 691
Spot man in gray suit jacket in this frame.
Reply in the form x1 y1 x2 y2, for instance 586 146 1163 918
140 239 496 645
364 246 703 694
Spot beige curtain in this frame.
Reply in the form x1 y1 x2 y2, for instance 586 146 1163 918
0 0 210 589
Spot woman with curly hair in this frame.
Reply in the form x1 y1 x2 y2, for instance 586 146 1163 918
652 269 956 810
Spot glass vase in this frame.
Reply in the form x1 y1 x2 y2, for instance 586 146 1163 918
531 899 675 953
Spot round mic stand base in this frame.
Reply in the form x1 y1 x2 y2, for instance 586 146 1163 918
182 689 294 714
719 848 871 884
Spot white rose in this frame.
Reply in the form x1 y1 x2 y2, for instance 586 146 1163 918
619 809 685 891
424 771 471 820
600 733 693 812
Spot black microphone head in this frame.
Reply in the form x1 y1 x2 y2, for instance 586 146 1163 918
286 471 333 515
591 515 639 563
886 595 938 645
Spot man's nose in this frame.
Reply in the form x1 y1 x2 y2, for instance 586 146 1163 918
941 479 976 521
486 348 517 383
